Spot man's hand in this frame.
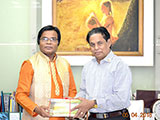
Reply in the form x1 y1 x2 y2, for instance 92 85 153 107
34 106 51 118
71 98 95 118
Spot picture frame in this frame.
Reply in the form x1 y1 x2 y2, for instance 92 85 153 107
52 0 143 56
42 0 153 66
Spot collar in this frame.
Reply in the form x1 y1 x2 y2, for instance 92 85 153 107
92 50 114 64
103 50 114 63
38 51 57 62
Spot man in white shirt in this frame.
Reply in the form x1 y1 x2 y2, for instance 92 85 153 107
72 27 132 120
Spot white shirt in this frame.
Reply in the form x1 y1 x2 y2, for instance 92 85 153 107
76 51 132 113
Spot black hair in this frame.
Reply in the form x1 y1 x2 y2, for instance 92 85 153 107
86 26 110 43
37 25 61 46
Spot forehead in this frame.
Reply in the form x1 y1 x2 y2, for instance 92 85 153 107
41 30 57 37
89 33 106 43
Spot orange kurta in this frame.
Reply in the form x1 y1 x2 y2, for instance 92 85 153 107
15 54 77 120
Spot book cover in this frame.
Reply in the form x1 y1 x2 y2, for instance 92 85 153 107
1 91 5 112
9 95 13 112
10 92 18 112
3 93 11 112
0 95 1 112
49 98 81 117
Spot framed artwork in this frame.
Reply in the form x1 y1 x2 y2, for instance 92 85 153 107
42 0 153 66
52 0 143 56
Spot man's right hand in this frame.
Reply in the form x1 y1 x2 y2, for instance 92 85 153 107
34 106 51 118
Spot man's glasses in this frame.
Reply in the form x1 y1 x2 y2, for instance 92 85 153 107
40 37 58 43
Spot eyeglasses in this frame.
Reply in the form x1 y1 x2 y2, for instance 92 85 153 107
40 37 58 43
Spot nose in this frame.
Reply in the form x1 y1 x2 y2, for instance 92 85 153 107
47 39 51 43
94 44 99 49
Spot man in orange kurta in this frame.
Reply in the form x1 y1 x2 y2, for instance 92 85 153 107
15 25 77 120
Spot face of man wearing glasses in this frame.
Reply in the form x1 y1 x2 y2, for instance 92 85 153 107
39 30 58 60
89 33 111 63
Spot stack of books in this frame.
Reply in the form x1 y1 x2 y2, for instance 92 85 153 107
0 91 20 113
0 91 23 120
49 98 81 117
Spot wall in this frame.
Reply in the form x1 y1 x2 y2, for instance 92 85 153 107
0 0 33 92
0 0 158 94
155 0 160 90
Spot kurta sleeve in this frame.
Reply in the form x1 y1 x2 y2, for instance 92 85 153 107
15 60 38 117
68 65 77 97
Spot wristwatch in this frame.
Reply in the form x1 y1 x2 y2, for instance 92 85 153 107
93 100 98 108
152 100 160 120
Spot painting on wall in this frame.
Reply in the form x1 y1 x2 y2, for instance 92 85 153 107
53 0 143 56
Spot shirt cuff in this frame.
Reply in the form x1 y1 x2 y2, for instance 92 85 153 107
30 105 38 117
